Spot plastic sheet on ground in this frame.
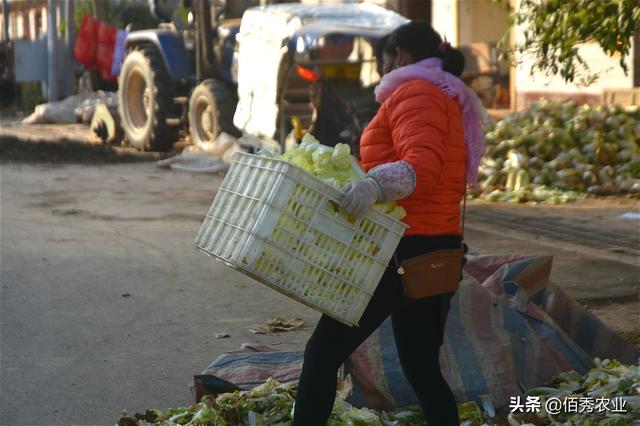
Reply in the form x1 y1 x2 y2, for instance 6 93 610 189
22 91 118 124
156 132 244 173
199 255 638 412
620 212 640 220
347 255 638 411
200 344 302 391
75 91 119 123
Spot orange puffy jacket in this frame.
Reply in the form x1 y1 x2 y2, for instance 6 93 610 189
360 80 466 236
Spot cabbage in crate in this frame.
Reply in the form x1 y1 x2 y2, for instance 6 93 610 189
261 135 407 220
192 139 410 325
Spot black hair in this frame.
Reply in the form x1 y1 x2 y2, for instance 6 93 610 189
375 33 390 76
383 21 465 77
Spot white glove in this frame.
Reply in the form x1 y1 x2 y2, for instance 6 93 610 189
339 177 381 216
367 161 416 202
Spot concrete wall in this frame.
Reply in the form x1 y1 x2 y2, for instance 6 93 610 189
457 0 509 46
431 0 509 47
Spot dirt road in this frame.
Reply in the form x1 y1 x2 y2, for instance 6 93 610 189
1 143 638 425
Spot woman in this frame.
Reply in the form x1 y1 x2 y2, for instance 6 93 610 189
293 21 486 426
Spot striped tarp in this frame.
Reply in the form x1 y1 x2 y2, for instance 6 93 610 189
346 255 639 411
200 255 638 411
200 343 303 390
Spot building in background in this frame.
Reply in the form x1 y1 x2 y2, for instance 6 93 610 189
1 0 50 106
300 0 638 110
1 0 76 102
1 0 48 42
509 0 639 109
430 0 638 110
2 0 637 109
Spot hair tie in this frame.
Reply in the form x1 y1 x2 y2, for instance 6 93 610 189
438 40 451 53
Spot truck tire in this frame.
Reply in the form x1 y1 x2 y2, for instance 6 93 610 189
188 79 239 147
118 46 180 151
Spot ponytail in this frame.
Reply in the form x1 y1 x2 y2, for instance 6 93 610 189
441 45 465 77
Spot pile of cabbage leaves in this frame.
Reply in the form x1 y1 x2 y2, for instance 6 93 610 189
117 358 639 426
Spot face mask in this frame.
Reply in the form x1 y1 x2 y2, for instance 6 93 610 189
392 50 410 70
383 50 409 75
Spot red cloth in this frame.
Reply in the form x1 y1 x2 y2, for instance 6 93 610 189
360 80 466 236
74 15 117 81
96 22 117 80
74 14 99 70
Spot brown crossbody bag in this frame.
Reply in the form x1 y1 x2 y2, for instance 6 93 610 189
394 186 467 299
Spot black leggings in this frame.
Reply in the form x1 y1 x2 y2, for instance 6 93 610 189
294 235 461 426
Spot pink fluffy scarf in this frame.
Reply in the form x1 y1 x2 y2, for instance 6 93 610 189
374 57 488 185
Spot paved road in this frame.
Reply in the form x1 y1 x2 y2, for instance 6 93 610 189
1 161 638 425
0 163 319 426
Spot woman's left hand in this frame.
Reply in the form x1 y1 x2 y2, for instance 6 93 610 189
339 177 381 216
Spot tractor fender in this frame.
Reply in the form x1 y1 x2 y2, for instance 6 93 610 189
124 29 194 81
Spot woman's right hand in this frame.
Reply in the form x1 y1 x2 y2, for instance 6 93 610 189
340 178 381 216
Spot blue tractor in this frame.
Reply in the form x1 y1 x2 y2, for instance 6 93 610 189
118 1 409 153
117 0 255 151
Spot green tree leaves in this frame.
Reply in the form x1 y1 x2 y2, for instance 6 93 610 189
505 0 640 85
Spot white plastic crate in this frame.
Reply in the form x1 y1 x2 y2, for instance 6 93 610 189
194 152 408 326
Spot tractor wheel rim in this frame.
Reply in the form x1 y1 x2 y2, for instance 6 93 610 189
195 96 215 143
202 106 213 136
126 69 149 131
143 88 151 112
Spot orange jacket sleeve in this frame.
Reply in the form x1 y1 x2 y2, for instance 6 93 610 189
386 81 448 198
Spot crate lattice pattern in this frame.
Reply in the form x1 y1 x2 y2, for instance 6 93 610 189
194 153 406 326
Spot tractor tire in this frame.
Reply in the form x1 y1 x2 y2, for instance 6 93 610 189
188 79 240 147
118 46 180 151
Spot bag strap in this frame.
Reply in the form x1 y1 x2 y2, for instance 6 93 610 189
461 161 468 240
461 183 467 239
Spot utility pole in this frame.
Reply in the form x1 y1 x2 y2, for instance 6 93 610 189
47 0 60 101
64 0 75 97
2 0 9 41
